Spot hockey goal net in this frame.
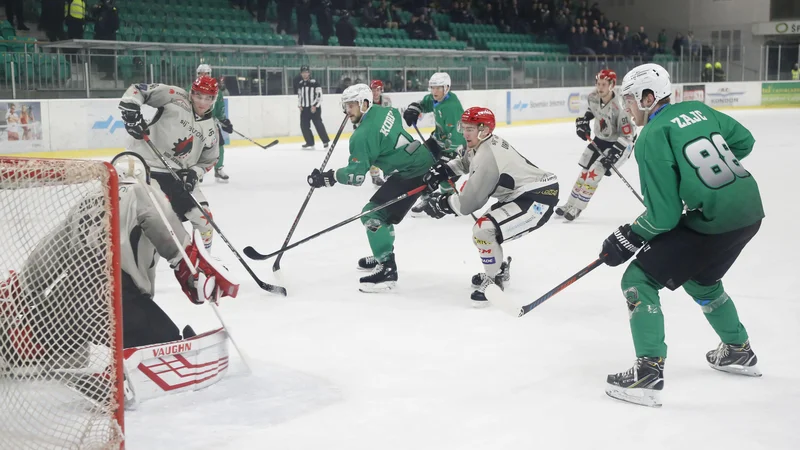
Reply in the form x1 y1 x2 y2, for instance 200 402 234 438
0 157 125 449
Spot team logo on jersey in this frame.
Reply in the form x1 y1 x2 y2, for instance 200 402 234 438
599 118 608 132
172 136 194 156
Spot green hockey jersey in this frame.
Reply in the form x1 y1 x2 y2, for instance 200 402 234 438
419 92 466 155
631 101 764 241
335 107 434 185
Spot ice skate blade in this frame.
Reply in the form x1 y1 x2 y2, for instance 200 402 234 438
605 385 662 408
471 299 490 309
709 363 762 377
359 281 397 293
215 178 229 184
356 265 376 272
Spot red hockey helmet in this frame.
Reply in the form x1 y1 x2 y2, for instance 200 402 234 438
370 80 384 90
460 106 496 135
191 75 219 97
596 69 617 84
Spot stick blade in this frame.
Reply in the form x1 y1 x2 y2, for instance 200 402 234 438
243 246 268 260
485 285 524 317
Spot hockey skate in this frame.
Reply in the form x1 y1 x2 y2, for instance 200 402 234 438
215 167 229 183
323 142 330 149
301 143 314 150
605 357 664 407
471 273 503 307
554 203 569 217
359 253 398 293
410 194 430 217
555 203 582 221
357 255 379 271
706 340 762 377
471 257 512 288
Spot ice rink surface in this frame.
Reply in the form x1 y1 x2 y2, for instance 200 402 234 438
124 108 800 449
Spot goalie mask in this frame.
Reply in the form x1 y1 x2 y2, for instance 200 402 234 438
111 151 151 185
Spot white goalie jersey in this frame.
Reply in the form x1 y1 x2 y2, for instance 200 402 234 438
120 83 220 179
446 134 558 215
587 91 635 148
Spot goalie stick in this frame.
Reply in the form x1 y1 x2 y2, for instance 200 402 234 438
143 183 253 375
142 134 287 296
485 258 605 317
271 113 349 272
244 185 427 261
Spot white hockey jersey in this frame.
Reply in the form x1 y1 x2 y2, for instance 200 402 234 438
120 83 219 179
446 134 558 215
375 95 392 108
586 91 635 147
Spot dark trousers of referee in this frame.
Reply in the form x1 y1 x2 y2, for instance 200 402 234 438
300 106 330 147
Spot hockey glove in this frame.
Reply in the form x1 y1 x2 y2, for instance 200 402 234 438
601 143 625 173
120 105 149 140
219 118 234 134
423 193 455 219
307 168 337 188
403 102 422 126
423 136 444 159
575 111 594 141
600 224 644 267
173 243 202 305
176 168 199 193
423 161 456 192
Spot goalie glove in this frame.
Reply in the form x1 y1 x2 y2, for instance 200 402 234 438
173 242 202 305
173 232 239 305
575 111 594 141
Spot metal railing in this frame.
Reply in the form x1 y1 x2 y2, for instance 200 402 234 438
0 40 796 99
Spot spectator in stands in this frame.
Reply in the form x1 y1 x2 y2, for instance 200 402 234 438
89 0 118 78
610 35 622 56
277 0 292 34
256 0 267 22
297 0 312 45
315 0 333 44
793 63 799 80
701 62 713 82
337 76 352 93
5 0 29 30
672 32 686 57
336 12 356 46
64 0 86 40
384 80 393 92
41 0 66 41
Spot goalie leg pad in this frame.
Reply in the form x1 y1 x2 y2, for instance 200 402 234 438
123 327 229 408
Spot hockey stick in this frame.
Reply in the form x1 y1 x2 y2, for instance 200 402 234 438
587 137 645 206
143 183 253 375
413 124 479 221
142 134 287 296
271 113 349 272
486 258 605 317
231 129 279 150
244 185 426 261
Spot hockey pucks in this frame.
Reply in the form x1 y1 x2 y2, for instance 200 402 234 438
484 285 521 316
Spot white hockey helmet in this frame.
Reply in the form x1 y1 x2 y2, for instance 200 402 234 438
111 151 151 185
428 72 451 90
196 63 212 76
341 83 373 113
621 63 671 113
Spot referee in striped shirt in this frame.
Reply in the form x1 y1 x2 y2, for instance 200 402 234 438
297 65 330 149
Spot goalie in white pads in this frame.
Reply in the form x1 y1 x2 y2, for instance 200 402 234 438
0 152 239 407
419 107 560 305
555 69 636 221
119 75 221 249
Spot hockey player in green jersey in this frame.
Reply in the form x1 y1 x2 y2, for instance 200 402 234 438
599 64 764 407
196 64 233 182
368 80 392 187
306 84 434 292
403 72 466 215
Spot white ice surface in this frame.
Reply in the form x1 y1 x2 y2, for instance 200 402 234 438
123 108 800 450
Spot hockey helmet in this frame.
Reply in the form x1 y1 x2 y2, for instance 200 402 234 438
300 65 310 73
370 80 384 91
621 63 671 113
459 106 496 139
428 72 451 90
192 75 219 97
196 64 212 76
111 151 151 185
341 83 372 113
596 69 617 84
